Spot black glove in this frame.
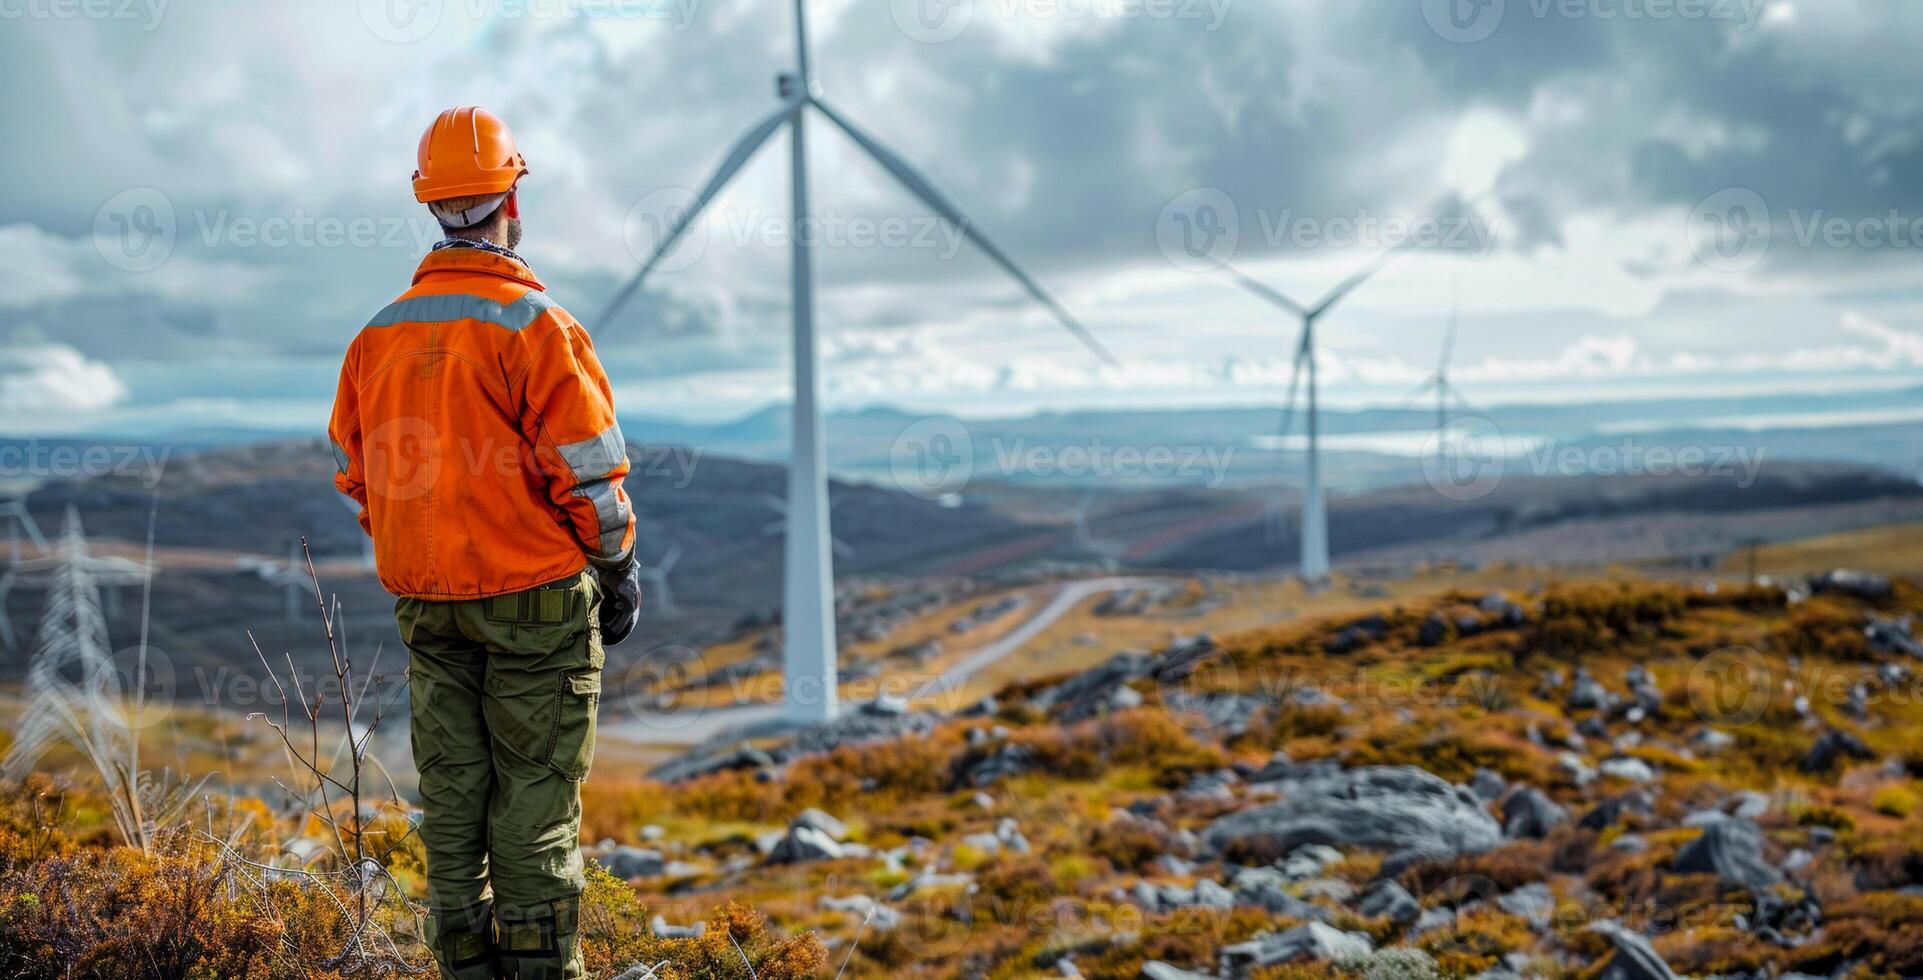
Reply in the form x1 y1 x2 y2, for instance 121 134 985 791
596 559 643 646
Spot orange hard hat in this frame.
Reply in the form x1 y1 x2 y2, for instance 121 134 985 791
411 106 529 203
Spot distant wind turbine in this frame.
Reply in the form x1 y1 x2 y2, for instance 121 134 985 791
1225 246 1409 583
637 543 682 617
597 0 1113 724
1409 268 1478 463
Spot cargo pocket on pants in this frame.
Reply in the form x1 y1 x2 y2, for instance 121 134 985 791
550 669 600 781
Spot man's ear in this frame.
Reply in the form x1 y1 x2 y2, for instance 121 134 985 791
504 190 520 220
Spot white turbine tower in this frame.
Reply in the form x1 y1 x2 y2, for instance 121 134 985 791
598 0 1114 725
638 543 681 617
1225 249 1406 584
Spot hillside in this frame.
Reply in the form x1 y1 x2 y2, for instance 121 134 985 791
5 568 1921 978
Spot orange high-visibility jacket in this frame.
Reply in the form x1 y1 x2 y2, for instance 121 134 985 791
327 245 636 600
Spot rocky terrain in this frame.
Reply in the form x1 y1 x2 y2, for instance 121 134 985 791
571 569 1923 978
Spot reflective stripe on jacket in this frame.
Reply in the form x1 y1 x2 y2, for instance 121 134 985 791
328 246 636 600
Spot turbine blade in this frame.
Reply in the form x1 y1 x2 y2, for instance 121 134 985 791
596 101 798 329
810 97 1118 366
1221 263 1309 318
1307 240 1413 320
1275 328 1311 443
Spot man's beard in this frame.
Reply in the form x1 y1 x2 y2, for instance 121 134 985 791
506 217 523 250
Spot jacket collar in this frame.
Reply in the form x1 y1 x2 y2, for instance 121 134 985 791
413 240 545 291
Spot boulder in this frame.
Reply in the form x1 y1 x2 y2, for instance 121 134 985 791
599 846 665 880
1588 921 1679 980
1672 817 1782 893
1204 765 1501 868
959 743 1035 787
1501 786 1568 839
1810 569 1893 601
1417 613 1449 647
1470 768 1508 802
1579 790 1656 831
651 742 777 782
1866 616 1923 657
794 808 848 841
766 824 844 864
1034 652 1152 721
1219 922 1372 972
650 914 706 939
1800 729 1875 772
1497 882 1556 931
1598 757 1658 783
1140 962 1213 980
1356 880 1421 926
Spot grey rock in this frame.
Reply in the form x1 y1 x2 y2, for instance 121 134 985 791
1220 922 1372 972
794 808 848 841
1470 769 1508 802
1598 756 1658 783
1610 833 1648 853
1204 766 1501 868
1418 613 1449 647
766 824 844 864
1278 842 1345 879
1580 790 1656 830
1568 673 1617 712
1866 616 1923 657
1033 651 1152 721
961 743 1034 787
1497 883 1556 931
1588 921 1679 980
599 846 666 879
1800 729 1875 772
1193 878 1236 909
1810 569 1893 601
821 894 901 929
1501 786 1568 840
1672 817 1782 893
650 914 706 939
1357 880 1421 925
651 742 776 782
1140 961 1214 980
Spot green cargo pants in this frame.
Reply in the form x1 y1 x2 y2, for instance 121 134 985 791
399 571 603 980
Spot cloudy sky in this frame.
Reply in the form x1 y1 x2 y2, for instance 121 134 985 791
4 0 1923 434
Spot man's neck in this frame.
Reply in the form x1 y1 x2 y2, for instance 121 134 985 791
432 236 525 265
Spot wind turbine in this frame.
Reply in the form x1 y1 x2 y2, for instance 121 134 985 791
637 544 681 617
598 0 1114 725
1409 268 1476 463
1225 247 1408 584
